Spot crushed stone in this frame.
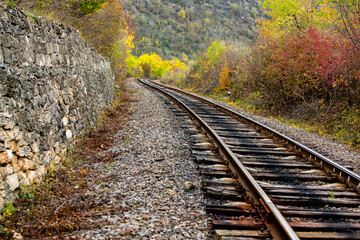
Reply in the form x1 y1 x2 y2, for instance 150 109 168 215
68 79 211 239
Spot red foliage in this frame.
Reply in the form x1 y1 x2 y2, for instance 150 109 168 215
244 28 360 113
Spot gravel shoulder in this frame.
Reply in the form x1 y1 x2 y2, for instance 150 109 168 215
75 79 210 239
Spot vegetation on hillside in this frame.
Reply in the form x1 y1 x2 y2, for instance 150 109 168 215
122 0 262 59
163 0 360 150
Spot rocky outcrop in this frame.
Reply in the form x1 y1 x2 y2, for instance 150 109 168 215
0 4 115 208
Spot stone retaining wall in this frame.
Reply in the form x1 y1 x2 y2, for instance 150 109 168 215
0 4 115 208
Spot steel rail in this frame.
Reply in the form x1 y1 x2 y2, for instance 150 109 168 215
148 80 360 191
139 79 300 240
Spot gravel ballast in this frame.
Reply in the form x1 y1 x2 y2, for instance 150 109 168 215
74 79 210 239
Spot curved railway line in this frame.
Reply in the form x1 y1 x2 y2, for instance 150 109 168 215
138 79 360 240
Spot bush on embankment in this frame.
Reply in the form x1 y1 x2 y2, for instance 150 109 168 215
162 0 360 150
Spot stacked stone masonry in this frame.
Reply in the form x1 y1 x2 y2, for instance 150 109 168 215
0 4 115 208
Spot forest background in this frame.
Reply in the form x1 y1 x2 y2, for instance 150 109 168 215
4 0 360 151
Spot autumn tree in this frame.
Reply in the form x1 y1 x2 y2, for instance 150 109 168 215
126 53 186 79
218 62 230 90
260 0 340 38
76 0 134 81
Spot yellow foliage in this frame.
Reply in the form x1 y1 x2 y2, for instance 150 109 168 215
126 53 186 79
259 0 340 39
218 62 230 90
181 53 188 62
125 33 135 53
178 9 186 19
76 0 134 81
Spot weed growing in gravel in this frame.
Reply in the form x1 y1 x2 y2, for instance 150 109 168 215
328 191 336 199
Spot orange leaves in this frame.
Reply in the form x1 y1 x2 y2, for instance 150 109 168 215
218 62 230 90
76 0 134 81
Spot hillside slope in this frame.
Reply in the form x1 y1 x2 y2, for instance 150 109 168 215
122 0 262 59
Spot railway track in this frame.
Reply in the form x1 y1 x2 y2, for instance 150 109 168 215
138 79 360 240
